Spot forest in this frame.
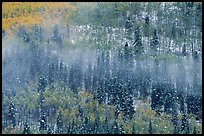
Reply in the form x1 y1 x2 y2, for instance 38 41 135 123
2 2 202 134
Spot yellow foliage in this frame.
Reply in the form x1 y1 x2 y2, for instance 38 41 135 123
2 2 76 34
123 121 132 134
89 113 95 122
116 112 124 124
99 115 105 123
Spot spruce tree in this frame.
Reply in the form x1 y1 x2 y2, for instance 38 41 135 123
8 101 16 128
22 122 31 134
48 62 54 87
125 16 133 41
182 44 187 56
47 126 52 134
133 27 143 53
144 15 150 38
56 111 63 134
180 114 190 134
150 29 159 52
37 75 46 93
67 123 71 134
39 111 47 132
113 119 119 134
193 126 196 134
148 119 153 134
132 123 136 134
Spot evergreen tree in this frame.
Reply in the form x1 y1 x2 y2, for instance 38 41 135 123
2 29 6 38
103 116 109 134
56 111 63 134
70 119 75 134
63 65 68 84
182 44 187 56
52 25 62 49
150 29 159 52
8 101 16 128
121 89 135 120
145 15 150 25
18 26 30 43
68 61 82 92
180 114 190 134
144 15 150 37
37 75 46 93
47 125 52 134
113 119 119 134
171 24 176 39
83 116 89 133
124 42 129 60
133 27 143 53
148 119 153 134
84 63 92 92
125 16 133 41
48 62 55 87
193 126 196 134
59 60 64 81
53 25 59 43
33 25 43 42
132 123 136 134
67 123 71 134
22 122 31 134
172 114 179 134
93 112 101 133
39 111 47 132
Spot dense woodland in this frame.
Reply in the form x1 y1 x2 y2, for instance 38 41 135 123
2 2 202 134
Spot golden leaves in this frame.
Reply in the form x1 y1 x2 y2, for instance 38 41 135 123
2 2 76 34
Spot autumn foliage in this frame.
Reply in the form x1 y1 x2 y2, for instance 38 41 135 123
2 2 76 34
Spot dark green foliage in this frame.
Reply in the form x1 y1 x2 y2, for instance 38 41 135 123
8 101 16 128
121 89 135 120
18 26 30 43
151 83 165 112
48 62 55 87
133 27 143 53
52 25 59 43
68 61 82 92
182 44 187 56
171 25 176 39
59 60 63 76
193 126 196 134
125 17 132 29
56 111 63 134
144 16 150 37
172 114 179 134
2 29 6 38
47 126 52 134
94 112 100 133
39 112 47 132
52 25 62 49
22 122 31 134
132 123 136 134
145 15 149 25
150 29 159 52
148 119 153 134
180 114 190 134
125 42 128 48
67 123 71 134
179 93 185 113
32 25 43 42
113 119 119 134
193 51 199 60
37 75 46 93
84 63 92 92
125 16 133 40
